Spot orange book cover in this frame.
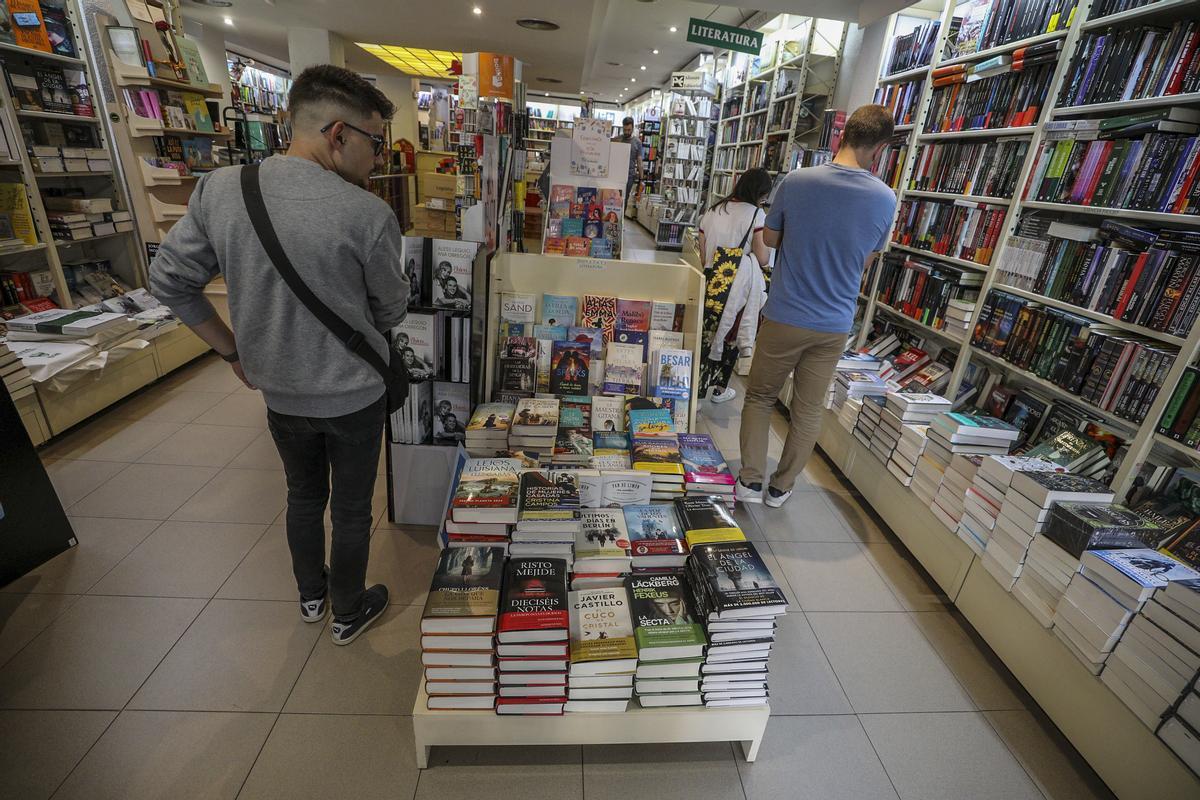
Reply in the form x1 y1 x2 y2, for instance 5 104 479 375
8 0 51 52
931 64 966 79
932 74 967 87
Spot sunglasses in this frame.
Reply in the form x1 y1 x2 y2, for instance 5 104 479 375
321 120 387 156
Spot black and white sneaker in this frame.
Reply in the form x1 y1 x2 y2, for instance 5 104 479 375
300 568 329 623
330 584 389 646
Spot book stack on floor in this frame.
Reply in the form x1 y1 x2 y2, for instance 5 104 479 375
977 456 1066 589
688 540 788 707
573 508 632 590
624 504 690 573
509 397 560 461
630 572 707 707
566 586 638 712
678 433 735 500
853 395 887 451
465 402 515 458
885 393 951 486
1056 548 1194 680
0 342 34 401
1009 474 1121 627
421 546 506 710
445 458 523 551
496 557 571 715
510 470 580 564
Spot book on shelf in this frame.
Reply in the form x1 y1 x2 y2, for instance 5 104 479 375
875 251 985 331
950 0 1077 58
420 546 506 634
541 294 578 327
908 138 1029 198
884 18 941 76
1058 20 1200 109
892 198 1007 265
924 62 1054 133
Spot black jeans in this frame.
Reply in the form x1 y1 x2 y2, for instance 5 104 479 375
267 394 385 621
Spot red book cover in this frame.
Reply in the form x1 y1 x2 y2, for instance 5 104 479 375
1173 153 1200 213
497 558 570 634
1080 141 1114 205
1167 30 1200 96
615 298 651 332
496 697 565 714
1114 253 1150 319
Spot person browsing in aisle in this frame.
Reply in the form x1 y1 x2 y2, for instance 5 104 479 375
736 105 897 508
613 116 644 209
697 168 773 404
149 65 409 645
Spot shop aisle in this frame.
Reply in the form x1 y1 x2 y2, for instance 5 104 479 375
0 354 1114 800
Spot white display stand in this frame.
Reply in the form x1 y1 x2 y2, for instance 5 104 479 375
411 683 770 768
542 137 631 257
484 252 704 431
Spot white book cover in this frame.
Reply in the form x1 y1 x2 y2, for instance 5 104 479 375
591 395 624 433
603 342 644 393
391 312 437 380
600 471 653 507
500 292 537 324
650 301 679 331
648 329 685 356
432 239 477 310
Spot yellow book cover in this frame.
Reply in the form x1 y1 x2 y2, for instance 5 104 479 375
182 92 214 132
684 528 747 549
0 182 39 245
569 587 637 664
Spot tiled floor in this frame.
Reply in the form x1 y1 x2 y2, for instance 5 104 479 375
0 354 1116 799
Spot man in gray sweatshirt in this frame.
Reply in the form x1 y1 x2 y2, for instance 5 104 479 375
150 65 409 645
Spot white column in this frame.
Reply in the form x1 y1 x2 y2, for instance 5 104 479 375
287 28 346 74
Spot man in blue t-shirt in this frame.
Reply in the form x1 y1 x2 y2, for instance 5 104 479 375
736 105 897 508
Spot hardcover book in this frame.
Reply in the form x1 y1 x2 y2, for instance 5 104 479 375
542 294 578 327
497 558 570 641
615 298 652 332
674 496 743 544
567 326 605 356
421 546 506 633
623 503 688 562
517 470 581 521
689 540 788 615
576 509 632 566
631 435 684 475
568 588 638 671
1011 470 1115 508
1083 548 1200 596
466 403 515 435
549 340 590 396
600 471 653 507
432 239 478 310
603 341 645 394
1161 520 1200 570
1044 502 1164 559
593 431 631 456
628 574 705 660
451 458 523 512
678 433 735 486
581 294 619 342
34 66 70 114
432 381 470 444
591 395 624 432
513 397 560 433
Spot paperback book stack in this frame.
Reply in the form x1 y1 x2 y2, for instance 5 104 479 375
573 508 633 590
853 395 887 450
631 431 686 501
624 504 690 571
836 369 889 404
566 586 639 712
688 540 789 707
885 392 950 485
888 424 929 487
421 546 506 710
944 299 975 337
977 456 1065 589
1056 548 1193 679
509 398 560 461
674 496 746 551
912 435 951 507
446 458 523 550
868 399 902 465
934 454 981 535
465 402 515 458
830 352 886 408
495 557 571 715
679 433 735 500
1009 474 1121 627
630 572 707 706
0 342 34 401
510 471 580 564
837 396 863 433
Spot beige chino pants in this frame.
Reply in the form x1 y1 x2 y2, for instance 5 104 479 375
738 318 845 492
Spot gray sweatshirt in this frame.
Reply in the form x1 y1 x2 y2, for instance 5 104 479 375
150 155 409 418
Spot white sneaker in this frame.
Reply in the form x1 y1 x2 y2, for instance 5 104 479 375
735 479 763 504
764 487 793 508
710 387 737 404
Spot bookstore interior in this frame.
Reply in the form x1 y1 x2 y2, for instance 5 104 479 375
5 0 1200 797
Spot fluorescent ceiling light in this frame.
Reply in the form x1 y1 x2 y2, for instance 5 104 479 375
355 43 460 78
652 49 659 54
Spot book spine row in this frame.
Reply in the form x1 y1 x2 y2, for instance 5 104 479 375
1090 0 1154 17
875 252 983 332
873 79 925 126
892 198 1008 265
924 62 1054 132
971 290 1178 421
1058 21 1200 107
871 135 910 190
885 20 941 75
955 0 1079 57
908 138 1029 197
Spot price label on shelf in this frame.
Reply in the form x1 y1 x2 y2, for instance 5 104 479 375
577 258 607 271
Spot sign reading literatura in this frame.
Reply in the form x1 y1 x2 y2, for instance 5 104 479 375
686 18 762 55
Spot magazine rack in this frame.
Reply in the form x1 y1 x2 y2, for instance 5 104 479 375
411 682 769 768
484 252 705 432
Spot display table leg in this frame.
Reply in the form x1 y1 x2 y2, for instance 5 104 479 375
740 737 761 762
416 744 430 769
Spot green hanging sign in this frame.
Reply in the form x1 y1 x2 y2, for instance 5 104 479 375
686 18 762 56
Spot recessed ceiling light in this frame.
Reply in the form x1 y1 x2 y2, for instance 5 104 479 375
472 5 482 14
639 65 646 70
223 16 233 25
652 49 659 54
516 18 560 31
669 26 677 32
630 78 636 82
544 92 550 96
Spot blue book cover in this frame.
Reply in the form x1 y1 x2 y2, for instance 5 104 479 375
612 328 648 359
532 324 567 341
593 430 631 453
561 218 584 237
628 407 674 436
622 504 686 557
567 326 604 356
590 238 613 258
542 294 579 327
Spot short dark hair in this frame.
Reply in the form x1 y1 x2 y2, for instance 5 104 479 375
841 104 894 150
622 116 634 126
289 64 395 125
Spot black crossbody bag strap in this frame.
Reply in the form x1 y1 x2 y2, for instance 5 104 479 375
239 163 392 383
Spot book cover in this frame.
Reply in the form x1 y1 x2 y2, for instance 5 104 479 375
518 470 581 521
500 292 537 324
678 433 735 485
602 341 644 394
34 66 70 114
1044 502 1163 558
628 574 705 655
616 298 651 332
422 546 506 622
62 68 91 117
628 407 674 436
1085 548 1199 589
451 458 523 510
600 471 653 507
577 509 632 561
650 300 685 332
554 424 594 460
390 312 437 381
1161 519 1200 570
582 294 618 342
652 348 693 399
631 435 684 474
674 496 740 536
181 92 214 132
466 402 515 434
542 294 578 327
567 326 605 356
593 431 631 456
498 558 570 634
623 504 687 557
569 588 638 665
591 395 624 432
432 381 470 444
403 236 426 306
565 237 591 257
8 0 49 52
514 397 560 431
432 239 477 310
689 540 788 613
549 340 590 396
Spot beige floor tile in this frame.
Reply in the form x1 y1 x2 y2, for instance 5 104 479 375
582 741 742 800
43 459 128 509
52 710 275 800
748 492 858 543
765 612 853 715
109 388 230 424
367 528 447 606
226 430 283 470
89 521 267 599
861 712 1044 800
170 468 287 525
0 595 204 709
216 524 310 601
738 715 899 800
158 355 242 393
192 392 269 428
807 612 975 713
41 418 184 463
0 709 116 800
239 713 419 800
130 599 321 712
71 463 219 520
1 517 161 595
983 709 1116 800
0 593 80 668
909 611 1027 712
822 490 894 543
136 424 262 468
415 744 583 800
769 542 904 612
283 604 421 714
859 541 949 611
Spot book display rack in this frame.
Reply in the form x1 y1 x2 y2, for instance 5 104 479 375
655 78 717 249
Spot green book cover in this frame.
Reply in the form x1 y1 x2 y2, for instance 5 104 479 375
628 574 704 655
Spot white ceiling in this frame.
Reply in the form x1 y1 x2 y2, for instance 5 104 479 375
183 0 921 101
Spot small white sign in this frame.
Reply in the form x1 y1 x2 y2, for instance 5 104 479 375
570 117 611 178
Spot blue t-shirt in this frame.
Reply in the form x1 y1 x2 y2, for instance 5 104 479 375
763 163 896 334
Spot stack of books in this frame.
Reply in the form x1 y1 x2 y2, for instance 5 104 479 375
420 546 506 710
1025 429 1111 479
496 558 571 715
509 397 560 459
573 508 632 589
853 395 887 450
0 342 34 401
510 471 580 563
592 430 632 470
465 402 515 458
934 454 981 533
674 496 745 550
977 456 1065 589
959 455 1006 555
868 399 902 464
884 392 950 484
836 369 889 403
1056 549 1195 677
446 458 523 549
837 396 863 433
687 540 788 707
630 572 707 707
631 433 686 501
944 300 975 336
624 504 689 570
566 586 638 712
678 433 735 499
